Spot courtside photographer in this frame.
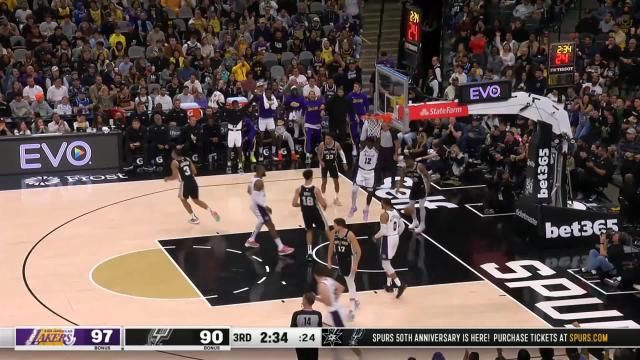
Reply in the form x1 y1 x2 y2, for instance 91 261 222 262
581 230 640 290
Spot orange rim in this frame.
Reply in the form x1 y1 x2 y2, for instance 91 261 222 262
361 113 394 122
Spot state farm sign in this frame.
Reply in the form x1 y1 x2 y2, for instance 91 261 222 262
398 102 469 121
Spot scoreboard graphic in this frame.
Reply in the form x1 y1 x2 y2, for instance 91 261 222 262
3 327 640 350
125 327 231 351
15 327 121 351
548 42 576 88
402 5 422 68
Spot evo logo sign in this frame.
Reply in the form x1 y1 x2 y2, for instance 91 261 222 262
457 81 512 104
20 141 92 169
545 219 618 238
469 84 502 101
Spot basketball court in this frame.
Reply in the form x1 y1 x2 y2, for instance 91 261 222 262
0 168 559 359
3 66 640 358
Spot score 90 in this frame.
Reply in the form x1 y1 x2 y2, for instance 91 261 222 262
200 330 224 344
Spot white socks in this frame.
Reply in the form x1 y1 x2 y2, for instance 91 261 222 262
351 185 359 208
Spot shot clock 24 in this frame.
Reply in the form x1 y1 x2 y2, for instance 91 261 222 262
231 328 321 348
548 42 576 88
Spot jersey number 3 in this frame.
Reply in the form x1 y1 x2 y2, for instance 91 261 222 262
182 165 192 176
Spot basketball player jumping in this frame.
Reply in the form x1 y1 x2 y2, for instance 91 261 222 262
245 165 295 255
374 198 408 298
318 132 348 206
164 147 221 224
349 136 378 221
327 218 361 320
292 169 328 260
396 156 431 234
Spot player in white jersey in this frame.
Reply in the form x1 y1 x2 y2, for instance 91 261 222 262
314 265 346 327
374 198 407 298
245 165 295 255
348 137 378 221
314 265 364 359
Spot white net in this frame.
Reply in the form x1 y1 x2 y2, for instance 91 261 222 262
375 65 409 132
364 119 383 138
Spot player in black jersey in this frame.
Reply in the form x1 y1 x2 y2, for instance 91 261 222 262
290 292 322 360
327 218 361 321
396 156 431 233
292 169 328 260
317 132 348 206
164 147 221 224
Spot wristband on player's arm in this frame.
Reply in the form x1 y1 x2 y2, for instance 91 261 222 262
339 150 346 164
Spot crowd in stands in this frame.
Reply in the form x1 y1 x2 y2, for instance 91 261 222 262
398 0 640 290
0 0 370 172
405 0 640 219
3 0 640 218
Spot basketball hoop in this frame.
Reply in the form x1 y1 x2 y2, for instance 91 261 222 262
361 113 393 138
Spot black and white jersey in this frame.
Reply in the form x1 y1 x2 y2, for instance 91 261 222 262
177 158 196 183
334 229 352 258
407 163 426 189
300 185 318 209
322 142 338 163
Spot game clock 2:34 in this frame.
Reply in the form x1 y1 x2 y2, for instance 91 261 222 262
260 331 288 344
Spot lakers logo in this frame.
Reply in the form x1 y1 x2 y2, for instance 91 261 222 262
25 329 76 346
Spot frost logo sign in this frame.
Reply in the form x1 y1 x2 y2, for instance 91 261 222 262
20 141 92 169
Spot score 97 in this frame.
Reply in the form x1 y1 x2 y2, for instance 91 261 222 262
91 329 113 344
200 330 224 345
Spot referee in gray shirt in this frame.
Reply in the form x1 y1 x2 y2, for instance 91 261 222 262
290 292 322 360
